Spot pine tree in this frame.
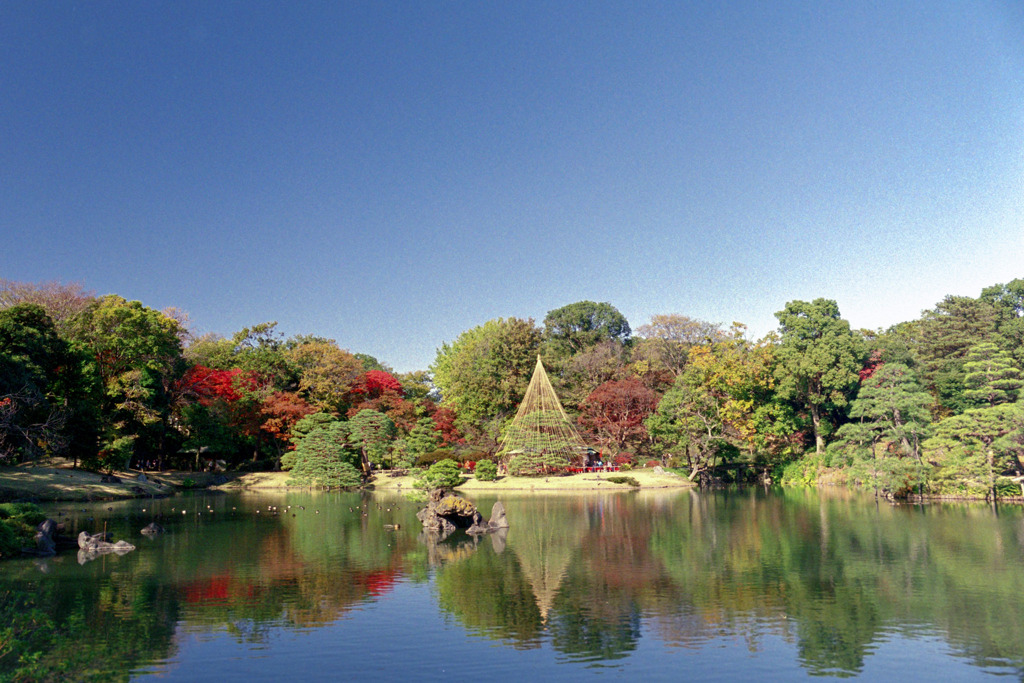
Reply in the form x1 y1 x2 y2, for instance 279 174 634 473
963 342 1023 407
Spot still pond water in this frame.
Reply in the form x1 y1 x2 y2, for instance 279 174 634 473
2 488 1024 681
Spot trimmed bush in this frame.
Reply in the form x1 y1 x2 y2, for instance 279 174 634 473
287 459 362 489
606 476 640 487
507 451 569 476
415 449 456 467
475 459 498 481
459 451 490 463
416 459 464 491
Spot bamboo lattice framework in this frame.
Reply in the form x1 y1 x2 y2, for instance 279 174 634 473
498 356 588 468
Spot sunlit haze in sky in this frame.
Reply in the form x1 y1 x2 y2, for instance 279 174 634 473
3 2 1023 371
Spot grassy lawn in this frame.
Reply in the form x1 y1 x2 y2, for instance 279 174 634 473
0 460 231 502
220 467 692 492
1 460 691 501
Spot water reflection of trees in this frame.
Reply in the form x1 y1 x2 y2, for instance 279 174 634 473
438 491 1024 676
3 490 1024 679
646 489 1024 676
0 492 424 680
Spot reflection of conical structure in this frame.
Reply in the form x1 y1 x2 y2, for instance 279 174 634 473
499 356 588 469
509 499 587 621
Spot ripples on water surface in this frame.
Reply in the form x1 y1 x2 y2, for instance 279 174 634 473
1 488 1023 680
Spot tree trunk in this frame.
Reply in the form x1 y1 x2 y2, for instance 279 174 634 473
810 403 824 455
987 447 996 501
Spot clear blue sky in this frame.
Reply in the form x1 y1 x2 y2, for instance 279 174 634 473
3 2 1023 371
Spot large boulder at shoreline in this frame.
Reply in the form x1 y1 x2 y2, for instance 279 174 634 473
417 489 511 536
417 489 483 534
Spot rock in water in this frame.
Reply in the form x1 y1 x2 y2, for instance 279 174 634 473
141 522 165 535
488 502 509 530
418 489 483 534
76 531 135 562
468 501 510 535
78 531 112 549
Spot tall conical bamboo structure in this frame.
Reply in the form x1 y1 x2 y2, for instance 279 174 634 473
498 356 587 470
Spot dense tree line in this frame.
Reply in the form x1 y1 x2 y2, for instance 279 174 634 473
3 279 1024 498
0 280 459 478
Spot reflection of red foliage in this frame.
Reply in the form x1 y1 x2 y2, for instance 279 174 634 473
355 568 398 597
181 575 256 603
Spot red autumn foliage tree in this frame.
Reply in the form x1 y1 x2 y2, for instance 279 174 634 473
349 370 404 398
345 370 414 428
578 377 660 456
428 405 463 446
177 365 246 405
260 391 316 464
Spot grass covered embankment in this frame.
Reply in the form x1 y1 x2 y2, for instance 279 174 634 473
0 461 230 502
0 460 691 501
219 468 693 492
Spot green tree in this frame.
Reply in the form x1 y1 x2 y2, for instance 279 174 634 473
646 372 725 481
925 402 1023 500
980 278 1024 367
475 459 498 481
962 342 1022 407
230 322 296 390
402 417 440 465
69 295 185 468
543 301 630 358
431 317 542 446
0 304 96 462
287 339 363 412
913 295 1000 414
286 420 362 487
773 299 864 455
416 458 464 491
831 364 932 496
347 409 397 472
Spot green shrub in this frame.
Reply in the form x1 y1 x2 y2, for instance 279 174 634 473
181 477 196 489
507 451 568 476
459 451 490 463
287 459 362 489
415 459 464 491
475 459 498 481
606 475 640 487
780 457 820 486
0 503 45 559
285 422 363 488
415 449 456 467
